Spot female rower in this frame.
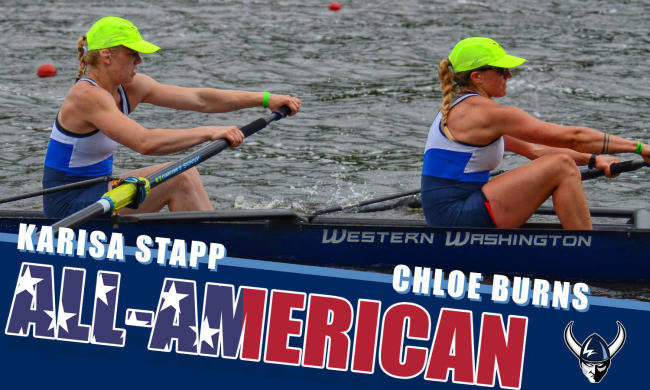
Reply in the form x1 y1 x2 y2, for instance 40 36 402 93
422 37 650 230
43 16 301 218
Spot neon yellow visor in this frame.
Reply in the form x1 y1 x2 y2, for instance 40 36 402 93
449 37 525 73
87 16 160 53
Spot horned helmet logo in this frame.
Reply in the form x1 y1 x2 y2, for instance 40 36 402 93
564 321 626 383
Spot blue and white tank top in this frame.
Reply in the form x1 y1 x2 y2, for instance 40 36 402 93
422 93 504 183
44 78 130 176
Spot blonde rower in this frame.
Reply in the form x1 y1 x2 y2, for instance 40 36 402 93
421 37 649 229
43 16 300 218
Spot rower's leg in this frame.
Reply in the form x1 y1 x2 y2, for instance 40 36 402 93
482 154 592 230
115 164 213 214
166 167 213 211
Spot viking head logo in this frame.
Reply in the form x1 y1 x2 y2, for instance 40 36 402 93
564 321 626 383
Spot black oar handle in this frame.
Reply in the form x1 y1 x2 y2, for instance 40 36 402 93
581 160 648 180
240 105 291 136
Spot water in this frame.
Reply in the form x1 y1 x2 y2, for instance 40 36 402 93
0 0 649 298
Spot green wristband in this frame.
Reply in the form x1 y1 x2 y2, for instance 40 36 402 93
262 91 270 108
636 141 644 155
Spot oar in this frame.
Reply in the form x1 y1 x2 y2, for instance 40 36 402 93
310 169 507 218
314 160 648 217
48 106 291 233
0 175 118 205
534 206 636 218
580 160 648 180
311 188 420 217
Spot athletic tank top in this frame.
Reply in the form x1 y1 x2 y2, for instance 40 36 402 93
422 93 504 183
43 77 130 176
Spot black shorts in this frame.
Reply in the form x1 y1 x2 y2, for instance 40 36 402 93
421 175 496 228
42 167 109 218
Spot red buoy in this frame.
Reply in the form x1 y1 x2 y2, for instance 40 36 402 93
37 63 57 78
329 2 342 11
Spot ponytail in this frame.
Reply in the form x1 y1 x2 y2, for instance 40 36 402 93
438 58 454 133
438 58 459 141
437 58 475 141
76 35 101 78
76 35 88 78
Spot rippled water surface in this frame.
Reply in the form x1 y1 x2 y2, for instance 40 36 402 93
0 1 649 297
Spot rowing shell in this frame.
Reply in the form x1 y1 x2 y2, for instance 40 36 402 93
0 208 648 282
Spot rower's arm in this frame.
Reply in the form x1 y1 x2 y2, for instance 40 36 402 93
491 105 643 156
77 85 242 155
136 74 300 115
505 136 597 165
504 136 621 176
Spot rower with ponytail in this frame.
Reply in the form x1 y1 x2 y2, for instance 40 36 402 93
421 37 648 230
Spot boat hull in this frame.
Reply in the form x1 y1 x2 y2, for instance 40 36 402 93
0 210 648 282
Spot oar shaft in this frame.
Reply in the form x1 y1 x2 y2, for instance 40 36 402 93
49 202 109 233
312 189 420 217
146 108 290 189
0 176 116 205
311 169 508 218
535 206 635 218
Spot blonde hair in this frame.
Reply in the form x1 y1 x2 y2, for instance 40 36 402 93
437 58 472 141
76 35 118 78
438 58 473 141
76 35 96 78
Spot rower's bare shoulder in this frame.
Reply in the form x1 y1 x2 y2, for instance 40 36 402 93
451 95 498 125
464 94 501 110
60 84 106 120
58 84 108 132
66 82 113 109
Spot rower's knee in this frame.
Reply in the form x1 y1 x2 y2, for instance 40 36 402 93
173 168 203 194
550 153 580 178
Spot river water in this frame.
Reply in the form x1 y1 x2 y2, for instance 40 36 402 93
0 0 649 298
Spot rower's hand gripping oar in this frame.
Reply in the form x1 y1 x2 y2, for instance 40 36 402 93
580 160 649 180
48 106 292 233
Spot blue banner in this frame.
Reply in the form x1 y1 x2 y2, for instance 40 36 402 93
1 224 646 388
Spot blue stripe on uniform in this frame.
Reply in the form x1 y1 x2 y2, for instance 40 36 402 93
65 156 113 176
43 139 73 171
44 138 113 176
422 148 490 183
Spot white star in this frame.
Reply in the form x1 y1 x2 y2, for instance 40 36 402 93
126 311 151 327
95 274 116 306
190 324 199 347
159 282 188 314
15 266 42 297
57 303 77 333
44 310 56 332
197 316 219 349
